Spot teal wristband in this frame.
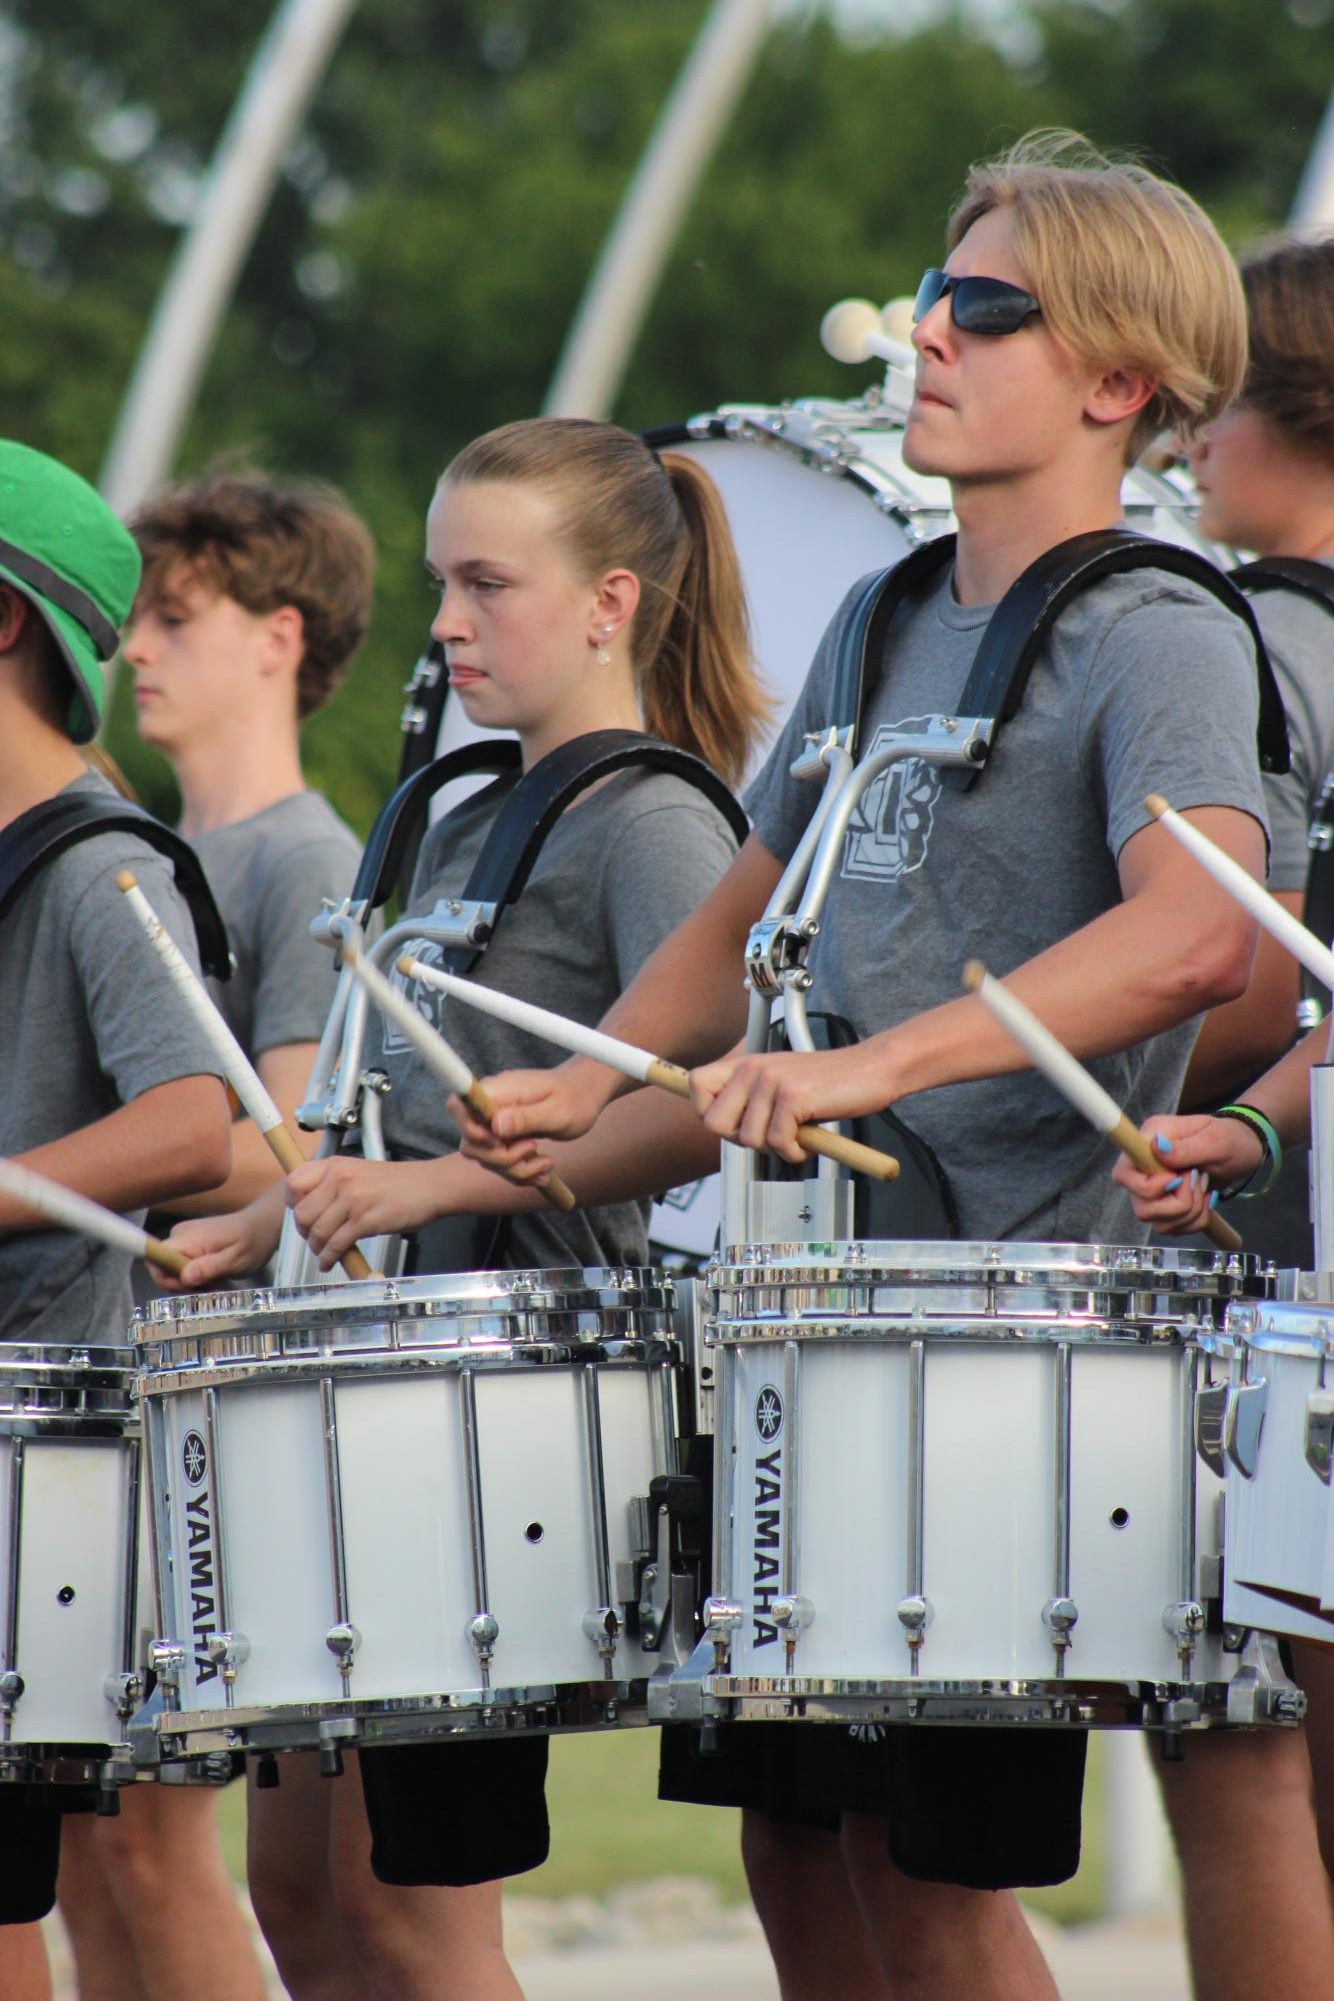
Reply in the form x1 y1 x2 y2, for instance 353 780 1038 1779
1214 1104 1282 1199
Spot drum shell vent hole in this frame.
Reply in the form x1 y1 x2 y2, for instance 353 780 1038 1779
1109 1508 1130 1530
524 1522 544 1544
57 1586 76 1604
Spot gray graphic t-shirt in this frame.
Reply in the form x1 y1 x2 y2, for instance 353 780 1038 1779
0 771 224 1344
370 766 738 1270
745 562 1269 1243
1255 573 1334 893
191 790 360 1056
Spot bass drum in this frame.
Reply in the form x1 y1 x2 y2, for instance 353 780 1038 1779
430 394 1225 1264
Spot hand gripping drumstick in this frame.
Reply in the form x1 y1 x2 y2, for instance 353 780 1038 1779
341 948 577 1212
115 871 373 1281
1145 794 1334 996
962 961 1243 1255
0 1155 189 1276
398 955 901 1184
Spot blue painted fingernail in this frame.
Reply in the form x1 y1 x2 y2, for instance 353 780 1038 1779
1189 1170 1199 1189
1209 1191 1219 1209
1155 1134 1174 1155
1164 1176 1182 1192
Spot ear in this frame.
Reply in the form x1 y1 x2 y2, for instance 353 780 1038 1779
0 584 32 653
257 604 305 680
589 569 640 645
1085 366 1156 432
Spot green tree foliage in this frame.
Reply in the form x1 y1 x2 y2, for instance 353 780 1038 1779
0 0 1328 829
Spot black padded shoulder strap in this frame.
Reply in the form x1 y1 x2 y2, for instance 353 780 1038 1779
441 729 749 975
0 795 232 978
828 539 957 749
1232 556 1334 615
350 741 524 914
948 529 1290 787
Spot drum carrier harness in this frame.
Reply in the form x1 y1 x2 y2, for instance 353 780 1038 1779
731 528 1289 1246
292 728 748 1282
0 792 231 976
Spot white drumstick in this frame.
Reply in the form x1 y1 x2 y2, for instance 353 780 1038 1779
1146 794 1334 994
116 870 373 1280
0 1156 188 1275
962 961 1242 1255
342 948 576 1212
398 956 901 1183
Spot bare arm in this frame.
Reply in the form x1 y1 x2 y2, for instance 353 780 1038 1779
156 1042 321 1217
1180 891 1303 1109
692 806 1264 1159
286 1091 723 1272
464 831 783 1163
0 1074 232 1235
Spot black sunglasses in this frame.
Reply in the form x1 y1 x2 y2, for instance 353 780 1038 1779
913 267 1042 336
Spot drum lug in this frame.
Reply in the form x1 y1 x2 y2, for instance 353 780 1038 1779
1305 1391 1334 1483
1223 1379 1267 1479
896 1595 933 1670
206 1629 251 1696
703 1596 743 1672
149 1640 186 1710
466 1612 499 1674
102 1670 145 1720
1162 1599 1205 1675
1194 1383 1227 1478
581 1606 622 1674
1042 1597 1079 1651
324 1622 361 1681
0 1669 23 1722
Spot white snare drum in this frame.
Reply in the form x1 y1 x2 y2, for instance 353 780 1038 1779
0 1344 143 1788
1201 1293 1334 1647
654 1241 1298 1733
134 1270 692 1762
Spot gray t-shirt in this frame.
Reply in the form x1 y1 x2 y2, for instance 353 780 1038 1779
370 766 738 1270
0 771 224 1344
191 791 360 1055
745 562 1269 1242
1256 574 1334 893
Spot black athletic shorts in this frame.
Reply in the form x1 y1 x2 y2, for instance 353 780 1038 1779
659 1719 1086 1889
0 1786 68 1923
358 1735 550 1887
658 1434 1086 1890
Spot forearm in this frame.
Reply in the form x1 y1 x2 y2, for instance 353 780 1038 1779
1181 903 1302 1110
865 895 1256 1108
1232 1024 1327 1148
158 1115 318 1218
451 1093 721 1214
0 1076 232 1235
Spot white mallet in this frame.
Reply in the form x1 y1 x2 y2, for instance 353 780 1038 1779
0 1155 189 1276
116 870 372 1280
962 960 1242 1256
398 956 901 1184
343 947 576 1212
820 296 916 373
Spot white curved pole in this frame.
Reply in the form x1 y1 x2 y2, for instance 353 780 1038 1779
543 0 774 418
1291 88 1334 225
99 0 359 519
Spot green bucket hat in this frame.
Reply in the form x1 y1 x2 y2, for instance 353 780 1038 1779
0 440 141 742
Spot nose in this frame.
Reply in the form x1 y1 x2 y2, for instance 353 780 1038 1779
429 590 472 646
911 295 955 365
122 616 151 667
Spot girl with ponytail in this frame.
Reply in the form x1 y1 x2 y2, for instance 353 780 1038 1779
164 416 769 2000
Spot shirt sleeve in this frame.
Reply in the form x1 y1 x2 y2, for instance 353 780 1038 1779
1254 592 1330 895
69 841 225 1102
1076 582 1270 865
601 790 742 985
248 832 360 1055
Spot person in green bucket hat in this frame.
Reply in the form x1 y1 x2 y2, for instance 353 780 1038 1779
0 438 141 740
0 440 234 1997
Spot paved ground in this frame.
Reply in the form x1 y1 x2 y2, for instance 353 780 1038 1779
44 1900 1193 1998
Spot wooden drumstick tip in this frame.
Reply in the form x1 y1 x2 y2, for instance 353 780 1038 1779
1144 793 1169 820
396 954 416 978
115 868 138 892
961 960 986 993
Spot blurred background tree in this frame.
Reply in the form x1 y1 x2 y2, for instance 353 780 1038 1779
1 0 1329 828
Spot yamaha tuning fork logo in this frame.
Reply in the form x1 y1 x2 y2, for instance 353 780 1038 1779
182 1431 208 1485
755 1385 784 1442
